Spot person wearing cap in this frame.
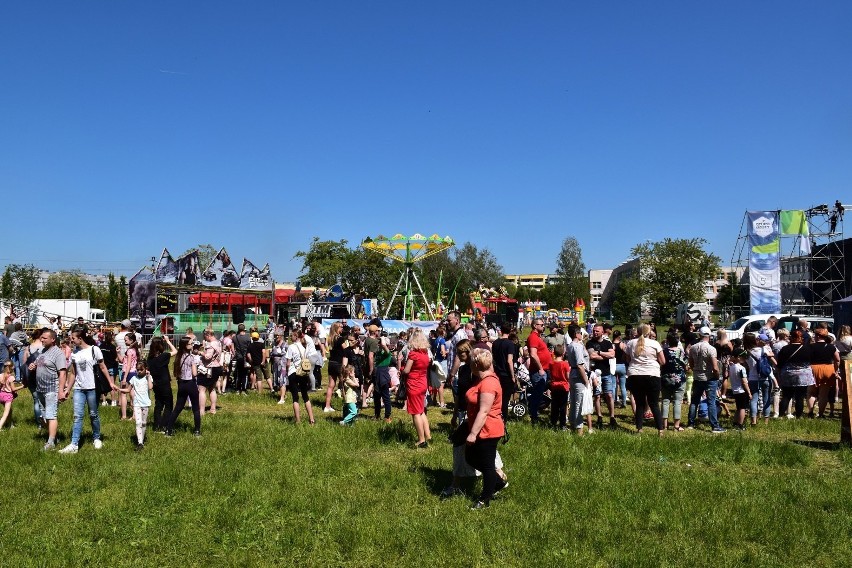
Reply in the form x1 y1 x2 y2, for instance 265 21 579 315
687 326 724 433
247 331 270 395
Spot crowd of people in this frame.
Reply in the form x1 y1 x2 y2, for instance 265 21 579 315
1 311 849 509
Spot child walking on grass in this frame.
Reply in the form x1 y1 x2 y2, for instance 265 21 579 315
0 361 25 430
340 365 360 425
549 344 570 429
119 361 153 450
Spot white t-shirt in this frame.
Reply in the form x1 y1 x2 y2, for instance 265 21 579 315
728 362 747 393
71 346 104 390
625 338 663 377
115 331 129 359
129 374 151 407
286 340 316 377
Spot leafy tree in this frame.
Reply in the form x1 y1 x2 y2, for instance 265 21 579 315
117 276 129 319
553 237 589 306
611 275 643 324
342 248 397 310
293 238 350 287
1 264 40 307
631 238 721 323
714 272 748 322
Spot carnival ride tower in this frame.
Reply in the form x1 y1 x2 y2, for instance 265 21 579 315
361 234 455 320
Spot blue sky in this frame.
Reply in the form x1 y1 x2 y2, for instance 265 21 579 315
1 1 849 283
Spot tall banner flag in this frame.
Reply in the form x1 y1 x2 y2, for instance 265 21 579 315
201 247 240 288
780 210 812 255
239 259 272 290
155 248 178 283
747 211 781 314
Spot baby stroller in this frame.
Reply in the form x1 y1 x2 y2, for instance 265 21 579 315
507 376 551 419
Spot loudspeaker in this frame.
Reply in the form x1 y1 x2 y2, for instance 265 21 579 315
232 306 245 324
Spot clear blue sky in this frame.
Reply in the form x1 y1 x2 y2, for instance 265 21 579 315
2 1 849 282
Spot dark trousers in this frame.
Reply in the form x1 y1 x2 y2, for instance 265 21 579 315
465 437 502 504
550 388 568 428
167 380 201 433
630 375 664 431
373 368 392 419
499 376 515 422
152 382 173 430
235 358 248 392
781 385 808 418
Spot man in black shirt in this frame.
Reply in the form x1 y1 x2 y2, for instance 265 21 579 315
491 321 517 427
232 324 252 394
586 324 616 429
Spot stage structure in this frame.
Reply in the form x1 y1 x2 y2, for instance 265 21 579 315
361 234 455 320
128 247 273 336
730 202 847 317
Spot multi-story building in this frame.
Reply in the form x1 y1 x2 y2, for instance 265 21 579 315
587 269 613 313
503 273 557 291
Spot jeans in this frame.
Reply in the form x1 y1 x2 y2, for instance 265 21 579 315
661 382 686 422
550 388 568 428
528 371 548 423
28 382 42 424
71 389 101 446
688 380 721 429
568 380 587 429
374 368 392 419
11 350 22 382
749 379 772 418
615 364 628 403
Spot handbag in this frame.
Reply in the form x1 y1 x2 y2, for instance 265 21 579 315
428 360 446 389
450 418 470 446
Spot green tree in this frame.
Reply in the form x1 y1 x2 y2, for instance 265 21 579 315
1 264 40 307
552 236 589 308
293 238 350 287
631 238 721 324
611 276 643 324
117 276 129 319
714 272 748 322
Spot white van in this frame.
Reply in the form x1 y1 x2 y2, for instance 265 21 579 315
723 313 788 341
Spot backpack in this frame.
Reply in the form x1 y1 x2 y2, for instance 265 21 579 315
750 350 773 380
661 347 685 387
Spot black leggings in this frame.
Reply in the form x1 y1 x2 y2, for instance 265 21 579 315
550 388 568 428
629 375 664 431
288 374 311 403
167 380 201 433
781 385 808 418
152 382 173 430
499 377 515 422
465 437 502 504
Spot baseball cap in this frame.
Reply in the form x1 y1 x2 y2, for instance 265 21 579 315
121 319 131 328
757 332 770 341
367 324 380 332
251 331 260 339
699 326 712 336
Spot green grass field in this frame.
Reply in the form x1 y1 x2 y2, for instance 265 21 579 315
3 386 851 567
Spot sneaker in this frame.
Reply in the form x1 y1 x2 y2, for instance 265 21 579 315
135 443 144 451
58 444 79 454
596 416 604 429
111 401 117 407
101 400 108 407
416 441 429 449
93 439 103 450
711 427 726 434
193 431 202 437
277 400 287 405
470 501 489 510
494 480 509 496
440 486 464 499
42 441 56 451
323 407 336 413
609 417 618 428
786 414 795 420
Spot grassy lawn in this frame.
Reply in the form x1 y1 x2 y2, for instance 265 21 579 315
3 386 851 567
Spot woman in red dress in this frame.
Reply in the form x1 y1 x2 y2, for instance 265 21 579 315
402 328 432 448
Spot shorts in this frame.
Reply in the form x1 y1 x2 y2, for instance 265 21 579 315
328 361 342 379
812 364 836 388
0 391 13 404
733 392 750 410
198 367 221 389
599 374 615 396
36 391 59 420
252 365 269 381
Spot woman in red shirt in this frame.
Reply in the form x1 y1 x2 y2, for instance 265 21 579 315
402 329 432 448
465 348 507 509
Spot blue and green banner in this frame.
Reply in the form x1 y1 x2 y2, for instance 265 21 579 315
747 211 781 314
